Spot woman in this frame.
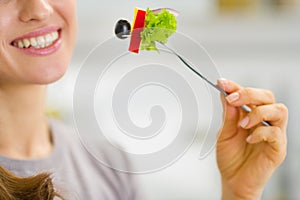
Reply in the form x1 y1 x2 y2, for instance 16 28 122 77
0 0 288 199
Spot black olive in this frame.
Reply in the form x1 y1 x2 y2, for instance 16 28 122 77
114 19 131 39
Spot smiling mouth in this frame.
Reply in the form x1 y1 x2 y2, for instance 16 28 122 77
11 29 61 49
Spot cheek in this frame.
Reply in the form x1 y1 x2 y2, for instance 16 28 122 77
24 1 77 84
0 46 23 84
0 0 77 85
0 49 71 85
0 3 19 41
0 8 17 62
54 0 78 32
53 0 78 58
0 9 15 29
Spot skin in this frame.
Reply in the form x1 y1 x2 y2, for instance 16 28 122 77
0 0 288 199
0 0 77 159
216 79 288 199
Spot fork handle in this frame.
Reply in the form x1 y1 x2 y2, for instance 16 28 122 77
219 86 271 127
161 42 271 127
240 105 271 126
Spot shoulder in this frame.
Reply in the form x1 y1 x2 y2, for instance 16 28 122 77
48 118 144 199
49 118 131 170
49 118 127 166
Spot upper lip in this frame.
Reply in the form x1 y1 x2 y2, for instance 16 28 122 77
11 26 61 44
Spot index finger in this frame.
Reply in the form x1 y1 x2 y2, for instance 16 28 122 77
217 79 242 93
217 79 276 106
226 87 276 107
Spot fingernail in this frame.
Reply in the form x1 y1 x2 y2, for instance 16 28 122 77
246 135 252 143
218 78 227 81
217 78 228 87
226 92 239 103
240 117 249 128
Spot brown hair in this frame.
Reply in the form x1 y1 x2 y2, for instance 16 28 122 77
0 165 64 200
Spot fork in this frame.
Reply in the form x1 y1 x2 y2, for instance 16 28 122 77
160 43 270 127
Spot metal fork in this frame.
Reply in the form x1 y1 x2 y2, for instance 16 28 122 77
160 43 270 127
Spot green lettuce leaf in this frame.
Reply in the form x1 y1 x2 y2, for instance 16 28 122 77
140 8 177 51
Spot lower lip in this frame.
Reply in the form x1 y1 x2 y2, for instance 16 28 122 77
13 31 62 56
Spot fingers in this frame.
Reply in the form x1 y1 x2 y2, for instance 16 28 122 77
246 126 287 164
246 126 281 145
217 79 276 107
226 88 275 107
239 103 289 130
217 80 240 131
240 102 288 164
217 79 288 138
217 79 288 165
217 79 240 117
217 79 241 92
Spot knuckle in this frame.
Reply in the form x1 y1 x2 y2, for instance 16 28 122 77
251 106 264 122
250 107 260 119
276 103 289 117
241 87 253 102
243 87 252 96
265 90 276 103
271 127 287 164
270 126 281 136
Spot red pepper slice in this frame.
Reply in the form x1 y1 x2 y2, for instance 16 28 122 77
128 9 146 53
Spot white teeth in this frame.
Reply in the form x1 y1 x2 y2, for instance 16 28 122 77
30 38 37 47
52 32 58 40
37 36 45 48
30 38 38 47
45 34 52 46
13 30 59 49
18 41 24 48
23 39 30 48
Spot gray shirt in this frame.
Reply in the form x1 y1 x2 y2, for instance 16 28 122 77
0 119 142 199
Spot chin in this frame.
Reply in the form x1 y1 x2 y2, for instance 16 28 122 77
29 62 69 85
39 71 66 85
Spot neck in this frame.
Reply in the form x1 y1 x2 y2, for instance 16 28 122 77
0 84 53 160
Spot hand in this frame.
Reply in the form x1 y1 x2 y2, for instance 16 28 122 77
216 79 288 200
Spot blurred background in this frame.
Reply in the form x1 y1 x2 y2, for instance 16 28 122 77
47 0 300 199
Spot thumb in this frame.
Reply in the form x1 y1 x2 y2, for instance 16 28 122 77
217 79 240 138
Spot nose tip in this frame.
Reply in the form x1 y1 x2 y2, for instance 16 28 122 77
19 0 53 23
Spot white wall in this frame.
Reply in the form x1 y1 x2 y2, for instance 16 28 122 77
47 1 300 199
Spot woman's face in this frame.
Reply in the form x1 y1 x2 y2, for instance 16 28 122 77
0 0 77 85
